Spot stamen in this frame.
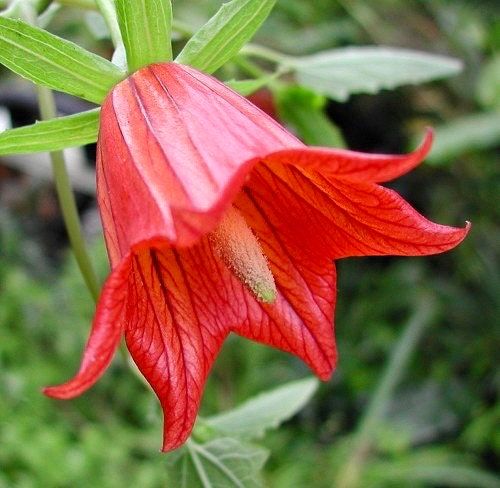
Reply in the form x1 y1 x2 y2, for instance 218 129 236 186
209 206 277 303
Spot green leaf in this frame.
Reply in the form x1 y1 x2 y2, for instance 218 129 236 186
205 377 318 440
425 111 500 165
293 47 463 101
115 0 172 72
476 55 500 109
176 0 276 74
225 75 276 96
167 439 268 488
0 109 99 155
277 85 345 147
0 17 124 103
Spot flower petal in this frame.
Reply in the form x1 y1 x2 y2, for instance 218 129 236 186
233 190 338 380
264 128 434 183
123 232 339 450
124 245 229 451
241 161 470 261
98 62 300 264
43 258 130 399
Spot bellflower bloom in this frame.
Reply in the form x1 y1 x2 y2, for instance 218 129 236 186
44 62 469 451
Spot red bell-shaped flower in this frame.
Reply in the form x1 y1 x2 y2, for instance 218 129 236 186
44 62 469 451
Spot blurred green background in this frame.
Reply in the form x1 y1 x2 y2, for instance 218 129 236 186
0 0 498 486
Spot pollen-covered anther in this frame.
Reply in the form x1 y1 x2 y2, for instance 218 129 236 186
209 206 277 303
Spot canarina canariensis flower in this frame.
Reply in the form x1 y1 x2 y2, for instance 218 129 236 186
44 62 469 451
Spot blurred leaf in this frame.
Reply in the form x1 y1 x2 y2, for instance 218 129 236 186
84 11 110 41
476 55 500 109
425 112 500 165
276 85 345 147
462 404 500 454
384 381 458 445
372 464 500 488
293 47 462 101
167 438 268 488
115 0 172 72
205 377 318 440
0 0 51 19
0 17 124 103
225 76 275 96
176 0 276 74
0 109 99 155
365 449 500 488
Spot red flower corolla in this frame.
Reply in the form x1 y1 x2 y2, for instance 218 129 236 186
44 62 469 451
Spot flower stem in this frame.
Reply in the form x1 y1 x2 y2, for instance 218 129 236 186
36 86 100 302
334 293 437 488
95 0 122 47
240 43 294 66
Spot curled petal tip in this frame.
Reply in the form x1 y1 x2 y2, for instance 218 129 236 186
42 385 75 400
462 220 472 238
420 127 435 155
423 126 435 140
42 375 95 399
161 425 192 453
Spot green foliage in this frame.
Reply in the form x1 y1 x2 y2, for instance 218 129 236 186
0 17 124 103
167 439 269 487
364 451 500 488
165 378 319 485
426 112 500 165
115 0 173 72
176 0 276 74
476 55 500 109
205 377 318 440
276 85 345 147
292 47 463 102
225 76 276 96
0 108 99 155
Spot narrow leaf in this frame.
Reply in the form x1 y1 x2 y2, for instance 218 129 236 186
115 0 172 72
0 17 124 103
293 47 463 101
176 0 276 74
167 439 268 488
205 377 319 440
0 109 99 155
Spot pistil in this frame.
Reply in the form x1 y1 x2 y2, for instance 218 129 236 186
209 206 277 303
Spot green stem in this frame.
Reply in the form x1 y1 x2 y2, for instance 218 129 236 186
95 0 122 47
36 86 100 302
334 293 437 488
240 43 293 66
233 56 267 79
